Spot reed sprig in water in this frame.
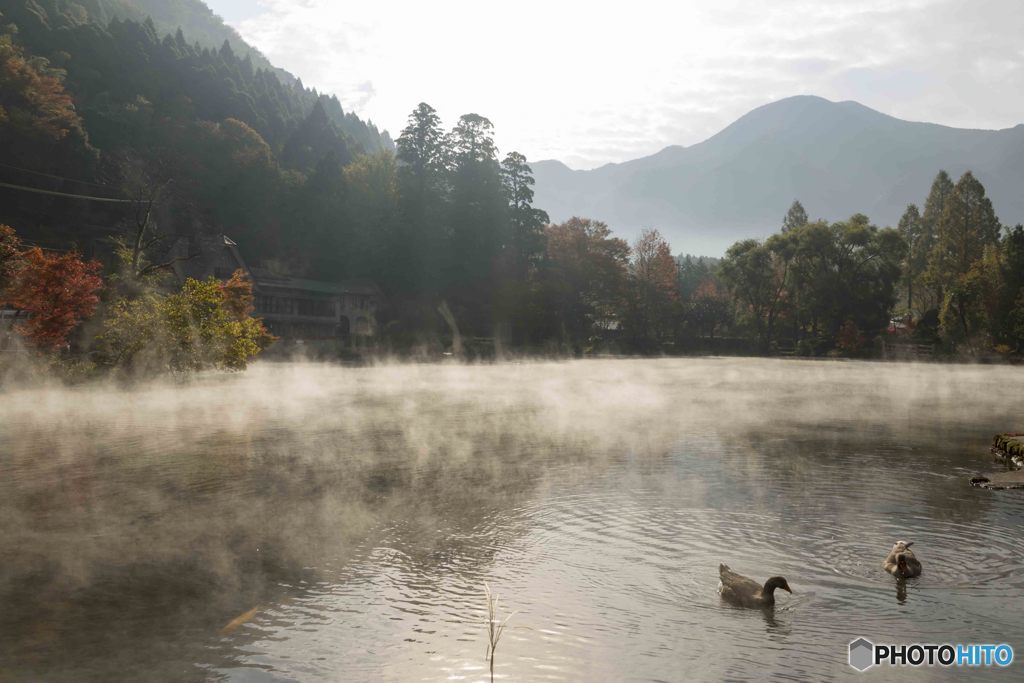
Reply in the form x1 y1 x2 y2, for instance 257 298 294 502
484 582 516 681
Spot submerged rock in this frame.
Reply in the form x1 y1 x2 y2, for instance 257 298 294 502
970 470 1024 490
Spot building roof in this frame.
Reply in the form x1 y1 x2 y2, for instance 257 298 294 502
248 268 381 296
171 233 252 282
171 234 381 298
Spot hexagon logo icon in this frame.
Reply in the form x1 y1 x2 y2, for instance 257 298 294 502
849 638 875 671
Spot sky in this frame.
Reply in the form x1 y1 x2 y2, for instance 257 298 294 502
205 0 1024 170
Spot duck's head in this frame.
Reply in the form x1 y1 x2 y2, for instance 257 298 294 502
764 576 793 594
892 540 914 552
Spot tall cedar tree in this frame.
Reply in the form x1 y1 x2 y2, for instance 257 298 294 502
395 103 448 293
930 171 1001 283
929 172 1001 342
447 113 508 333
916 170 955 309
897 204 924 312
501 151 549 274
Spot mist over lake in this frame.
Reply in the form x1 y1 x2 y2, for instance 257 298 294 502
2 358 1022 681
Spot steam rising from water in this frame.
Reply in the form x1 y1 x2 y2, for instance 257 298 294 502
1 358 1022 680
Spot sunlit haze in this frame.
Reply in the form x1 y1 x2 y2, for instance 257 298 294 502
208 0 1024 168
3 1 1024 677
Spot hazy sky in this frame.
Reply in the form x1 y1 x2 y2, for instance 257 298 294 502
206 0 1024 169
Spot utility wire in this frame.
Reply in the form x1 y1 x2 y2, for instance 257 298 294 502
0 181 135 204
0 161 118 192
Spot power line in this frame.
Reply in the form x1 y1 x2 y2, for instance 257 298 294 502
0 162 118 192
0 181 135 204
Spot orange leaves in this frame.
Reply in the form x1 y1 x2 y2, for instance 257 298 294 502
219 269 255 320
631 228 679 301
0 224 22 295
0 34 83 142
6 246 103 350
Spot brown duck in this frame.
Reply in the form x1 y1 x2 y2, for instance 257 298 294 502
718 564 793 608
883 541 922 578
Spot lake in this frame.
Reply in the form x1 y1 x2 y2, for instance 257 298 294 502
1 358 1022 681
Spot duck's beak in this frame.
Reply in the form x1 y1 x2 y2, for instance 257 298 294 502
904 542 914 548
784 586 793 594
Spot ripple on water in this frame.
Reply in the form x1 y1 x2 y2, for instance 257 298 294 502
5 359 1024 682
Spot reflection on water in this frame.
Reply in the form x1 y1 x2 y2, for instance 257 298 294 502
1 358 1023 681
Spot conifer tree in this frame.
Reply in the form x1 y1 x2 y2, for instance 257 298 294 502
782 200 808 232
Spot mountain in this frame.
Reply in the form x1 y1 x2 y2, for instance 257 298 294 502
2 0 393 153
17 0 277 71
0 0 394 278
531 96 1024 255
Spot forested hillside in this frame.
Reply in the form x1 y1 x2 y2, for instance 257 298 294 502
3 1 392 154
15 0 274 69
0 1 394 273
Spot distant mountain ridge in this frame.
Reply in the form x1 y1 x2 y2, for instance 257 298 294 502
532 96 1024 255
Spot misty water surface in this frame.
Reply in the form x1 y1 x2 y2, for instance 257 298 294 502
1 358 1023 681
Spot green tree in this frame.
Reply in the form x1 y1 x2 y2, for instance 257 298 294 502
686 278 731 339
166 273 273 371
281 99 351 172
788 215 906 350
938 245 1002 350
928 171 1001 344
720 238 791 352
395 102 448 294
500 151 548 271
782 200 808 232
494 151 548 343
343 151 400 281
930 172 1001 281
897 204 924 314
99 271 272 374
676 254 720 300
727 214 906 354
446 113 508 333
915 170 954 310
397 103 447 179
995 225 1024 351
540 217 630 350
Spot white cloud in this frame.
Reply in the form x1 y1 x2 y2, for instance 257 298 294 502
224 0 1024 168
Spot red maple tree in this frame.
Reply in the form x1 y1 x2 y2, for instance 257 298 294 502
219 268 255 320
8 247 104 350
0 223 22 295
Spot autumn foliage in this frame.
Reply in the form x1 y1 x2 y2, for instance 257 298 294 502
0 31 84 142
6 247 103 350
220 268 256 319
98 269 273 374
0 223 22 294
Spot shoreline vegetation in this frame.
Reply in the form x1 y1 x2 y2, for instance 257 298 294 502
970 433 1024 490
2 9 1024 384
